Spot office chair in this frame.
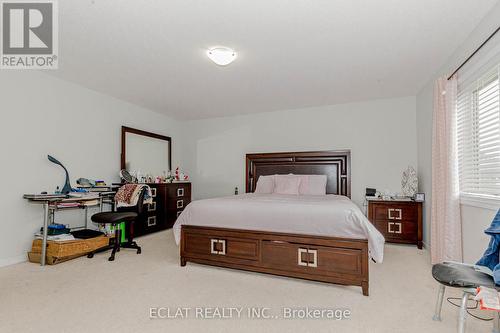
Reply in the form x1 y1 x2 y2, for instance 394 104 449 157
432 261 500 333
88 187 146 261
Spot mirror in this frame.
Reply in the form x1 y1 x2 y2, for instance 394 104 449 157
121 126 172 179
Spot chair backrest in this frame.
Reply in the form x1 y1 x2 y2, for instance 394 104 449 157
135 186 149 215
117 186 149 214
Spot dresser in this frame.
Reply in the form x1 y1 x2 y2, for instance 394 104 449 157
117 182 191 237
367 199 423 249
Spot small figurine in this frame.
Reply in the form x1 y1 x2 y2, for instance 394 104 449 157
174 167 189 181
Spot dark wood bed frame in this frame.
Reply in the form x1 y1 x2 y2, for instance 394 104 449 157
180 150 370 296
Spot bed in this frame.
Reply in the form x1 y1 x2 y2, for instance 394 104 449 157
174 151 384 296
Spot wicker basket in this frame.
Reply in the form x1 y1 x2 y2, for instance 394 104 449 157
31 235 111 258
27 252 82 265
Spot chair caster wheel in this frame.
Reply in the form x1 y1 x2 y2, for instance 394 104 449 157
87 253 94 258
108 256 115 261
137 249 142 254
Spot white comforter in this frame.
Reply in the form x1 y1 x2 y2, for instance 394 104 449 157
173 193 385 263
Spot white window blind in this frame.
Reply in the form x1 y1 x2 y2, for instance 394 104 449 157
457 63 500 198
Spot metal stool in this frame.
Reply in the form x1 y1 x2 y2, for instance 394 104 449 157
432 262 500 333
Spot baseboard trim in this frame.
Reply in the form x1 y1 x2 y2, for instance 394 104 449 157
0 255 27 268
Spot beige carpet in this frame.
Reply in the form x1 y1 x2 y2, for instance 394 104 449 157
0 230 494 333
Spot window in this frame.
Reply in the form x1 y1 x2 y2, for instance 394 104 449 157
457 63 500 202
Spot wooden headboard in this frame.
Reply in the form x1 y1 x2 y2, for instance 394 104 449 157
246 150 351 197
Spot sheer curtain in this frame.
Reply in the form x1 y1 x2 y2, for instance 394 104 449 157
431 75 463 264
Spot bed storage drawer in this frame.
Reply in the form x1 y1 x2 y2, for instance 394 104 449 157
180 226 370 296
261 241 363 276
182 232 259 261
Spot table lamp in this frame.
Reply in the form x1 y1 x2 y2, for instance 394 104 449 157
48 155 72 194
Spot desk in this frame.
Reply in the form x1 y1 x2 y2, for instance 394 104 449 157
24 194 114 266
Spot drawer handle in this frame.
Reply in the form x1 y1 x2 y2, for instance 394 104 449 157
147 216 156 227
177 188 184 197
298 248 308 266
151 188 157 198
394 222 402 234
177 200 184 209
148 201 156 212
388 222 394 234
308 249 318 268
176 210 182 218
210 239 226 255
388 208 402 220
297 248 317 267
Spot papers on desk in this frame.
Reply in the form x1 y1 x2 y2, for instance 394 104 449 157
57 202 80 208
68 192 100 199
77 186 112 192
34 233 75 242
475 287 500 311
23 194 67 200
81 199 100 206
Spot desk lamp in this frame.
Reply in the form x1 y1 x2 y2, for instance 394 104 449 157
48 155 72 194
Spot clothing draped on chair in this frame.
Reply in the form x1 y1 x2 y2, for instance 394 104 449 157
477 209 500 284
431 75 463 264
115 184 153 208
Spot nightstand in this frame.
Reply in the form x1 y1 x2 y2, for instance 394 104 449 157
367 198 423 249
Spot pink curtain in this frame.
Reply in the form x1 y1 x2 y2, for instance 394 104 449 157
431 75 463 264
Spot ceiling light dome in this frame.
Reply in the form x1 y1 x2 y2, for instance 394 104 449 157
207 47 237 66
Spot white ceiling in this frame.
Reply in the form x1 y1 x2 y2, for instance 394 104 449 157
51 0 499 120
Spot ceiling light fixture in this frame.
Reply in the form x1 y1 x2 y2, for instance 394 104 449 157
207 47 237 66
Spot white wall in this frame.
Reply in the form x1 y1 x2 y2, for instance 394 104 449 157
181 96 417 210
461 204 496 263
0 71 182 267
416 2 500 255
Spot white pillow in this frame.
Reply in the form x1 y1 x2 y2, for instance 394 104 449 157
255 175 275 194
301 175 327 195
274 175 301 195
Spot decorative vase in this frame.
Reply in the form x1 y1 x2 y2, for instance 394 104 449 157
401 166 418 197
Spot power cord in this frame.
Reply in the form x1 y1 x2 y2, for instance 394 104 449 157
446 297 493 321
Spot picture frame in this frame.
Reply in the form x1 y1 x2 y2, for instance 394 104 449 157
414 193 425 202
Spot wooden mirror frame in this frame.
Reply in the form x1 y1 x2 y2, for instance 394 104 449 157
121 126 172 171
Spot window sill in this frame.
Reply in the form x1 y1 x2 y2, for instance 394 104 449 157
460 194 500 211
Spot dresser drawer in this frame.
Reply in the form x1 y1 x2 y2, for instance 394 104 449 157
373 220 417 241
183 232 259 261
167 198 191 210
261 241 363 276
168 184 191 199
372 204 417 221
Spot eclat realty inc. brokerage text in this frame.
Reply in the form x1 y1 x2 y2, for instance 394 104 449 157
150 307 351 320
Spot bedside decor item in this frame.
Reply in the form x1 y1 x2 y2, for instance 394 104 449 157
47 155 72 194
415 193 425 202
401 166 418 197
365 188 377 197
